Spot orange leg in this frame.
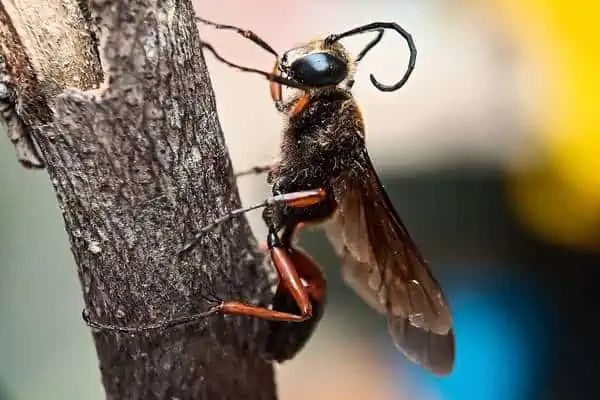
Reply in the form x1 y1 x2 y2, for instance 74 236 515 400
287 248 325 301
265 243 327 362
84 188 329 332
178 188 326 256
217 223 325 323
212 187 328 323
218 247 313 321
84 238 324 331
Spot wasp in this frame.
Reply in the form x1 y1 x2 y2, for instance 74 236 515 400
85 16 455 376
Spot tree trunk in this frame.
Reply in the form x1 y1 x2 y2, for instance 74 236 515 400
1 0 277 399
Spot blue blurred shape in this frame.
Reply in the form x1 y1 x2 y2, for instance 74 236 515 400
396 268 554 400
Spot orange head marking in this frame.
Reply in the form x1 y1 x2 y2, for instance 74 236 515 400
290 93 311 117
269 61 282 103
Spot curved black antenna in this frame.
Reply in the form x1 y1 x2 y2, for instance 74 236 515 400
355 28 385 63
346 28 384 89
200 42 310 90
196 17 279 58
325 22 417 92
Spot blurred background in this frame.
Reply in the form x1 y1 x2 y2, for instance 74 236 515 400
1 0 599 399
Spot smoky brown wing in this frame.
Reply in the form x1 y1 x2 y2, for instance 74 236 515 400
324 152 454 375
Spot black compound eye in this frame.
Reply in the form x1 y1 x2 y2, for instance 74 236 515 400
290 52 348 87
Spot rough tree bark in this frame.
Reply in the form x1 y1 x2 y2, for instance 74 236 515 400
1 0 278 399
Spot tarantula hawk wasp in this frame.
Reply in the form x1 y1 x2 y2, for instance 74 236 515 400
85 16 455 375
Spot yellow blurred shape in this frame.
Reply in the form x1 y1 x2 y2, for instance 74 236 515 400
483 0 600 250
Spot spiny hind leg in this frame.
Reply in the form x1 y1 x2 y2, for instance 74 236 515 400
265 221 327 362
